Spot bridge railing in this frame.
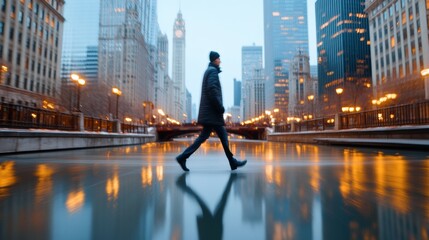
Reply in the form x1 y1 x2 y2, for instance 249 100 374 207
0 102 78 131
0 102 147 134
339 101 429 129
274 100 429 133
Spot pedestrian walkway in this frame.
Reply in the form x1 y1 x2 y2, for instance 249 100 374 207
315 138 429 150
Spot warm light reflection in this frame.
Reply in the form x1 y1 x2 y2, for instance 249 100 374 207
141 166 153 187
106 172 120 201
35 164 54 203
340 150 411 214
0 161 17 198
339 150 366 209
66 189 85 213
265 165 274 184
156 166 164 181
309 147 320 192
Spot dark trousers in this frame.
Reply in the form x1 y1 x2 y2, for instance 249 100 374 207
178 125 233 161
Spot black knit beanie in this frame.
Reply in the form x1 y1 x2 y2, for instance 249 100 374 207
209 51 220 62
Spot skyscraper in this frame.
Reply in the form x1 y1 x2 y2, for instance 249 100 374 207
155 33 168 113
316 0 372 114
61 0 99 84
233 78 241 107
288 51 313 118
264 0 309 121
242 45 263 121
172 10 186 121
0 0 65 108
365 0 429 103
99 0 154 119
141 0 159 47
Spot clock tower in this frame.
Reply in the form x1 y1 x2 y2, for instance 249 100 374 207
172 10 186 122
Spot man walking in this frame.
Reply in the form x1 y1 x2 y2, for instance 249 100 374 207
175 51 247 171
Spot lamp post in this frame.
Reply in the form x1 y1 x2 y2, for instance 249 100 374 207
71 74 86 112
307 94 314 119
336 87 343 113
421 68 429 100
112 87 122 120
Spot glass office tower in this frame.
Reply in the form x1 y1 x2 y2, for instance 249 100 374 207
316 0 372 114
264 0 308 122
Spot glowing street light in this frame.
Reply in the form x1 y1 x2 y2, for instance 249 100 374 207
70 74 86 112
112 87 122 119
307 94 315 118
421 68 429 100
336 87 343 112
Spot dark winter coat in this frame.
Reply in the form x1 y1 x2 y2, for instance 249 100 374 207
197 63 225 126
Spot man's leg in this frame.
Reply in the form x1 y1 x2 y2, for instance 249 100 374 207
176 125 213 171
212 125 233 160
213 126 247 170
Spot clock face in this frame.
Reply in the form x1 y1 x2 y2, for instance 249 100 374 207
175 30 183 38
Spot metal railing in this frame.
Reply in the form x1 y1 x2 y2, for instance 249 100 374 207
340 101 429 129
0 102 147 133
0 102 78 131
274 100 429 133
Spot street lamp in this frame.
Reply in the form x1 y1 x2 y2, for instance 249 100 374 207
307 94 314 119
421 68 429 100
70 74 86 112
112 87 122 120
336 87 343 113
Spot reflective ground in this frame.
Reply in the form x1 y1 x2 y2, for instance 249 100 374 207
1 139 429 240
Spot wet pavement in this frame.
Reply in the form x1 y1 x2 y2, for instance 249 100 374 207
1 139 429 240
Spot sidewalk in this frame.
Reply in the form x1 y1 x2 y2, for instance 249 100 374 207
314 138 429 150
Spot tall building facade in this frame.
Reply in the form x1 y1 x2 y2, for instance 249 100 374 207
233 78 241 106
172 10 186 121
288 51 315 119
316 0 372 114
61 0 99 84
141 0 158 47
249 68 266 119
186 89 191 123
241 45 263 121
365 0 429 103
155 32 168 113
0 0 65 108
264 0 309 122
99 0 154 120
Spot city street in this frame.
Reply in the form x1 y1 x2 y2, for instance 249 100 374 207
1 139 429 239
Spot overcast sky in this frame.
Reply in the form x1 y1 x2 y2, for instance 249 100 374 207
157 0 317 110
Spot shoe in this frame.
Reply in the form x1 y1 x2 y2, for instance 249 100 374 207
229 158 247 171
176 156 189 172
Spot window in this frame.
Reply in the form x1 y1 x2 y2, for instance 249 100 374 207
409 7 413 21
0 22 3 35
15 75 20 88
9 27 14 40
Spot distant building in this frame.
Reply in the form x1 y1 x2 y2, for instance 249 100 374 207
249 68 265 119
155 33 168 114
0 0 65 108
172 10 186 121
288 51 316 119
98 0 154 119
316 0 372 114
186 89 192 123
365 0 429 103
310 65 318 78
228 105 241 123
264 0 309 121
233 78 241 107
241 45 263 121
61 0 99 84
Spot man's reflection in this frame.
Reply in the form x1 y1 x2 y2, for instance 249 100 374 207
176 173 240 240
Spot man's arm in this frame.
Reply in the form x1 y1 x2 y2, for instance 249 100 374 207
206 69 225 114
